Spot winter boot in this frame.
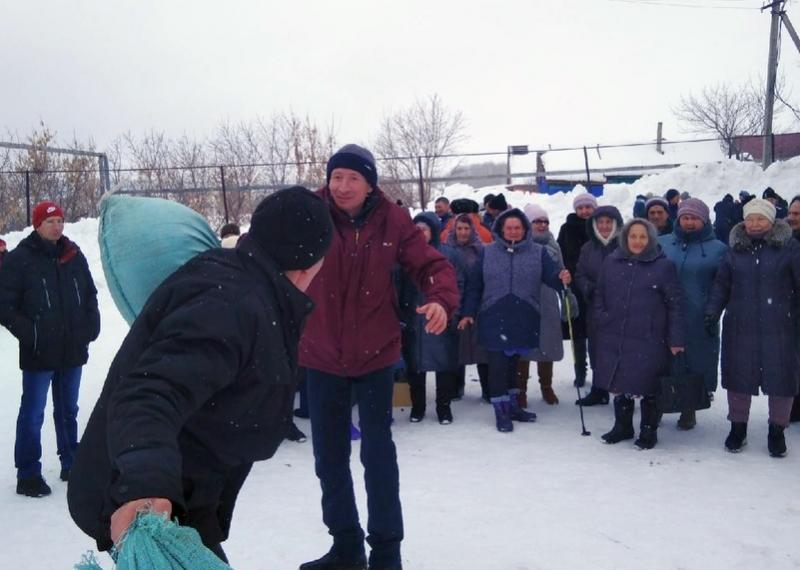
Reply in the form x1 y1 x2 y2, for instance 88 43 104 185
724 422 747 453
516 360 530 408
676 409 696 431
408 374 426 422
299 551 368 570
634 397 659 450
791 397 800 423
768 423 787 458
538 361 559 405
286 422 308 442
436 404 453 425
575 386 610 407
601 395 635 444
492 398 513 432
60 468 70 482
508 389 537 422
16 476 51 498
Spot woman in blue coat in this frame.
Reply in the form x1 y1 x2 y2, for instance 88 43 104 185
400 212 462 424
460 209 570 432
658 198 727 430
574 205 624 407
705 198 800 457
593 219 685 450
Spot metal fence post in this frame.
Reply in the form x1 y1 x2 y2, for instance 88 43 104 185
219 166 229 224
25 170 31 226
417 156 425 210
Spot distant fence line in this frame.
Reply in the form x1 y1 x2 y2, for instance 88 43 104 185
0 134 789 235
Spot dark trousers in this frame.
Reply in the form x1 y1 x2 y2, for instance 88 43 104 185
16 366 81 479
306 367 403 567
487 351 521 399
408 370 457 411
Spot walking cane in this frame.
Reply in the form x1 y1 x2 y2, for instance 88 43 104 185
563 286 591 436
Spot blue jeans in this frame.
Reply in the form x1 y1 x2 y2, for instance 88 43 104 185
306 367 403 567
15 367 82 479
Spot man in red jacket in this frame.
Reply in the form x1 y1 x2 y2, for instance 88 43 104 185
299 145 459 570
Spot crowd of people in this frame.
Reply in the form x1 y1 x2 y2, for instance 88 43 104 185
0 146 798 569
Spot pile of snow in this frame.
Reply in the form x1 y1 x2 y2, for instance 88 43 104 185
436 156 800 226
1 161 799 569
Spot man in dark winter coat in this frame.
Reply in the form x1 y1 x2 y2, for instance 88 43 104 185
557 192 596 391
713 194 738 244
645 196 673 236
665 188 681 220
299 144 458 570
0 201 100 498
482 193 508 231
67 187 334 563
763 187 788 219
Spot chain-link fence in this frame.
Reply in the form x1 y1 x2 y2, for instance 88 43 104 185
2 133 797 235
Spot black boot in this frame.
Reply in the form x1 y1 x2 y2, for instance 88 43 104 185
492 400 513 432
634 397 659 450
408 372 426 422
768 423 787 458
724 422 748 453
299 551 367 570
508 390 537 422
601 395 635 444
16 476 51 498
791 396 800 423
677 409 696 431
575 386 609 406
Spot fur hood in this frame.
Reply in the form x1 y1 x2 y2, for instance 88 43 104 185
588 205 623 246
728 218 793 252
617 219 661 261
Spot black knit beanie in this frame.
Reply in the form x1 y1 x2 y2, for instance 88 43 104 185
249 186 334 270
326 144 378 189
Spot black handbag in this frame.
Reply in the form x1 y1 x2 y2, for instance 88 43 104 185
657 353 711 414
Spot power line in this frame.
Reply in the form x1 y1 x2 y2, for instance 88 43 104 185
608 0 760 9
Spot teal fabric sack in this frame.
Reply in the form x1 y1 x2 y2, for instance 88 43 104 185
99 194 220 325
74 511 233 569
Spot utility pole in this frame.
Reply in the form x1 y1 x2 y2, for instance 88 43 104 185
762 0 784 169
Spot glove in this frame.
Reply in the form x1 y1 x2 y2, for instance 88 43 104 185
703 315 718 337
562 290 579 322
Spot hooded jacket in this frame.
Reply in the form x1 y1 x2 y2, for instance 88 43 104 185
398 213 461 372
592 220 685 396
575 206 624 306
299 187 459 377
557 212 591 339
0 231 99 371
68 238 312 551
463 208 562 351
705 219 800 397
659 223 727 392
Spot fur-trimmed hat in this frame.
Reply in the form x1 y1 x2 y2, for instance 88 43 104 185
451 198 480 214
326 144 378 189
488 193 508 211
32 201 64 228
249 186 334 270
743 198 777 223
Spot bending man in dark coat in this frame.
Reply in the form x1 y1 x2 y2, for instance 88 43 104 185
67 187 333 563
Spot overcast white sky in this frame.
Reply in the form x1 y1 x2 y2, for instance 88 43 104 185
2 0 799 157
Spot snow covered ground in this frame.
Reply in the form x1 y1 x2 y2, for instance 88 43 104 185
1 158 800 569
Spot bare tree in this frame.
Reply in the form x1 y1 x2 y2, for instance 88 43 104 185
674 81 779 156
373 94 467 207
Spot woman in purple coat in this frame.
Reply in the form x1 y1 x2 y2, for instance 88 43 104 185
592 219 685 450
705 198 800 457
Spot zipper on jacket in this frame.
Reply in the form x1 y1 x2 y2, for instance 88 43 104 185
73 277 82 306
355 228 360 246
33 321 38 352
42 278 52 309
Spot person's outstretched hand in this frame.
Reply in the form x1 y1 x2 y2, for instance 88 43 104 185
417 302 447 334
110 497 172 545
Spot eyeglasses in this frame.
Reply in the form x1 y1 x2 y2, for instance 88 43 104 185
532 219 549 225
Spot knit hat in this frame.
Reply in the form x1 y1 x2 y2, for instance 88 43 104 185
488 193 508 211
743 198 777 224
483 193 496 207
248 186 334 270
762 187 779 200
523 203 548 222
32 201 64 228
664 188 681 202
644 196 669 215
326 144 378 189
572 192 597 211
677 198 710 223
